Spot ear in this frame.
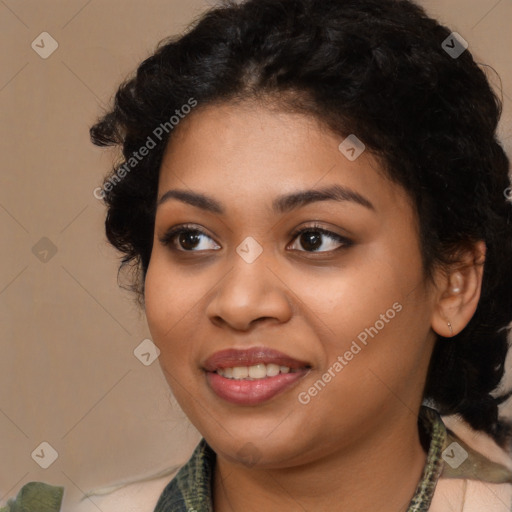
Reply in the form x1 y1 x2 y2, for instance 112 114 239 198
431 240 486 338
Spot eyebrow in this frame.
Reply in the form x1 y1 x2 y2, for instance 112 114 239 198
157 184 375 214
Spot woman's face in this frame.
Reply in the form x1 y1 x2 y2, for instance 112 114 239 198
144 101 439 468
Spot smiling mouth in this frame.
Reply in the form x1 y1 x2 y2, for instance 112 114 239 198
202 347 312 405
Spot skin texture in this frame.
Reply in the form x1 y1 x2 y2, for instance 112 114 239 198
144 101 485 512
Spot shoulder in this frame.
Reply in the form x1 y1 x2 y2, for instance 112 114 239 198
72 439 212 512
0 482 64 512
71 468 180 512
442 413 512 473
429 414 512 511
430 478 512 511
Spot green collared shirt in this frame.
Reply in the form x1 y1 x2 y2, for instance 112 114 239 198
3 406 512 511
152 406 512 512
0 482 64 512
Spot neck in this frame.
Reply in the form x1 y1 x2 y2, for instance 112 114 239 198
213 409 429 512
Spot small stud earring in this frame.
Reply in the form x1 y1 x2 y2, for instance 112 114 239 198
451 286 461 294
447 321 453 336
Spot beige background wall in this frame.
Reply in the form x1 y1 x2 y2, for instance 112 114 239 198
1 0 511 510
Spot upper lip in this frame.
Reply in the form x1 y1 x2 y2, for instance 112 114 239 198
202 347 311 372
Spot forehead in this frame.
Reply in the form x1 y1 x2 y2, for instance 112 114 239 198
157 101 411 217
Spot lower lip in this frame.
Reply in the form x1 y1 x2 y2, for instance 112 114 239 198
206 370 309 406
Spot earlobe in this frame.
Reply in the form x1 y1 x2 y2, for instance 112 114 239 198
432 270 465 338
431 241 486 338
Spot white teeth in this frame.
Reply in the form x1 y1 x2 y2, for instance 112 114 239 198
216 363 301 380
248 364 267 379
232 366 249 379
266 363 280 377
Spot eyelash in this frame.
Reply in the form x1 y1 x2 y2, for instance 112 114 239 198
158 222 353 254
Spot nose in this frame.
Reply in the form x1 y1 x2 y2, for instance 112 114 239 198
205 248 294 332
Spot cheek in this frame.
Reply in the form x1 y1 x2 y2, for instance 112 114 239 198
144 254 213 382
144 259 169 337
297 247 429 382
145 254 194 331
144 257 190 352
144 261 202 401
296 257 409 336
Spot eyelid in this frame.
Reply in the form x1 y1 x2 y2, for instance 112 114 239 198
158 222 353 253
158 223 218 248
287 223 353 252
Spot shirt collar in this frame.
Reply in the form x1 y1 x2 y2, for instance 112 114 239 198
153 405 448 512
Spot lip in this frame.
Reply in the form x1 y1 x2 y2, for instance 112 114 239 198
202 347 310 372
203 347 311 406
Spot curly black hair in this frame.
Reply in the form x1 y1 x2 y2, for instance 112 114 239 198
90 0 512 449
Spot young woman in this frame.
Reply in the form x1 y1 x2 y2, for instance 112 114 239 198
88 0 512 510
4 0 511 511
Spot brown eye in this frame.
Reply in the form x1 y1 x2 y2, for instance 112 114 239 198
159 225 220 252
288 225 352 253
176 231 202 251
